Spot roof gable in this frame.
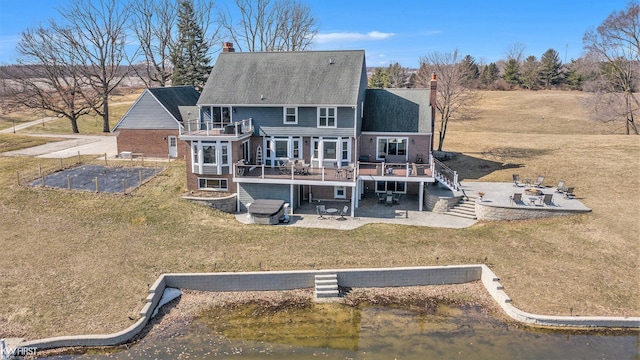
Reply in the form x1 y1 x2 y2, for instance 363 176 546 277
362 89 432 133
113 86 200 130
198 50 366 106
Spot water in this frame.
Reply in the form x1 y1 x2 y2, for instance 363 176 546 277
40 303 638 359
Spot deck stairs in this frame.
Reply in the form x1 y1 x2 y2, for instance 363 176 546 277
447 196 477 219
314 274 339 300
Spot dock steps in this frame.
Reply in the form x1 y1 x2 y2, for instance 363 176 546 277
314 274 339 300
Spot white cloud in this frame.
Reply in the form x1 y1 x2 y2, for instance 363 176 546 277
315 31 395 44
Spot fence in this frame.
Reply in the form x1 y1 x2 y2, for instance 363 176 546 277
16 152 170 194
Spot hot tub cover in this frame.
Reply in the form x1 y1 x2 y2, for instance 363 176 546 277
248 199 285 216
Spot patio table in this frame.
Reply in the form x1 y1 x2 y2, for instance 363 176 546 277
325 208 338 218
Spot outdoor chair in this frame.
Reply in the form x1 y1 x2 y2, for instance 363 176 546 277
236 159 246 176
563 187 575 199
510 193 522 205
385 194 394 206
556 180 566 193
338 205 349 220
512 174 521 187
278 160 290 175
316 205 327 219
534 175 544 188
378 193 386 203
541 193 554 206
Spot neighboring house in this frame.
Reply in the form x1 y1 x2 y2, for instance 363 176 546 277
112 86 200 159
180 45 444 216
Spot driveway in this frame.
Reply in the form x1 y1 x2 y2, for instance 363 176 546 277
1 117 117 159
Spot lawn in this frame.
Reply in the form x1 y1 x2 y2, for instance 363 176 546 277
0 90 638 340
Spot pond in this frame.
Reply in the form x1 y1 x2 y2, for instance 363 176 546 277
38 302 638 359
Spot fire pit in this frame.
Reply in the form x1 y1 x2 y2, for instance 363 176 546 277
524 188 542 196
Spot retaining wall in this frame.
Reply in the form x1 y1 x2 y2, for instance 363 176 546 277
19 265 640 351
182 194 237 213
476 203 589 221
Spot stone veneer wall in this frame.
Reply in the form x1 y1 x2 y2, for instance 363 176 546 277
19 266 640 351
182 194 237 213
476 203 589 221
425 192 462 212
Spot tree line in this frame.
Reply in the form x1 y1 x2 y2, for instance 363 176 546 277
0 0 317 133
369 2 639 141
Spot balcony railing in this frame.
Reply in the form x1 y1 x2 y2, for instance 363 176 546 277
432 157 459 190
233 160 434 183
181 118 253 137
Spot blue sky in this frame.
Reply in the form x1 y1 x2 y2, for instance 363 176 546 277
0 0 630 68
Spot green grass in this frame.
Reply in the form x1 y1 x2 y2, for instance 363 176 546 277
0 90 638 340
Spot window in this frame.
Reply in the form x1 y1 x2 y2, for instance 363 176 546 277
198 178 228 191
335 186 346 199
377 137 408 160
323 140 337 160
242 140 250 162
202 143 216 164
212 106 231 124
318 107 336 128
284 107 298 124
376 181 406 193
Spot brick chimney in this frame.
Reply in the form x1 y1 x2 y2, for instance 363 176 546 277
222 42 235 53
430 72 437 153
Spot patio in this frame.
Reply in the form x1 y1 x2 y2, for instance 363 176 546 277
235 194 477 230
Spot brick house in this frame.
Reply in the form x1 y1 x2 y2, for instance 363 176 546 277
112 86 200 159
179 44 453 216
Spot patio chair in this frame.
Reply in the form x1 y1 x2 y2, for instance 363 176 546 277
316 205 327 219
510 193 522 205
512 174 521 187
278 160 291 175
378 193 386 203
236 159 246 176
534 175 544 188
563 187 575 199
556 179 566 193
385 194 394 206
541 193 554 206
338 205 349 220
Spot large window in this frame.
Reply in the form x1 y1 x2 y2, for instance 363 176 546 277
283 107 298 124
198 178 228 191
377 137 408 160
202 143 216 164
265 137 302 165
376 181 406 193
318 107 336 128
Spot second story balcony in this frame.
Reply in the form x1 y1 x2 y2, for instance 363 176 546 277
233 159 434 184
180 118 253 140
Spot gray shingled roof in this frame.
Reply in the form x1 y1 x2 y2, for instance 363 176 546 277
362 89 432 133
198 50 366 106
148 86 200 121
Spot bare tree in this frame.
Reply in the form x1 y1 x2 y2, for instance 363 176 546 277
8 25 100 133
56 0 131 133
416 50 478 151
129 0 177 87
218 0 317 52
583 1 639 134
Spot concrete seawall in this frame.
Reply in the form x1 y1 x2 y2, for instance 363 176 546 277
17 265 640 351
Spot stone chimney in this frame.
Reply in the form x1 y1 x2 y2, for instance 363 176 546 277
222 42 235 53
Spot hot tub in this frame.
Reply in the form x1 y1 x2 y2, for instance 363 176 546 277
247 199 285 225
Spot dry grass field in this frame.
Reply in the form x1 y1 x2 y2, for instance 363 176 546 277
0 90 638 340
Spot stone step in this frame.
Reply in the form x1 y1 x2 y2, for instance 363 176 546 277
315 289 340 298
315 274 337 280
316 284 338 291
315 279 338 286
446 211 477 219
314 274 339 300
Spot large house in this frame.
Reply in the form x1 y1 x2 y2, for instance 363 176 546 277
179 43 452 216
112 86 200 159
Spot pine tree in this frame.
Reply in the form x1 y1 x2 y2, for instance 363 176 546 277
368 68 390 88
171 0 212 91
458 55 479 86
565 59 583 90
503 58 520 87
480 63 499 87
539 48 563 88
520 55 540 90
387 62 408 88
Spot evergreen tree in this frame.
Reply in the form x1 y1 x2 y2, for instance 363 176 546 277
520 55 540 90
539 48 563 88
480 62 499 87
387 62 408 88
503 58 520 87
368 68 390 88
171 0 212 91
458 54 479 86
565 59 583 90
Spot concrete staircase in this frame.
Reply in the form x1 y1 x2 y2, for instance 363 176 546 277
447 196 477 219
314 274 339 300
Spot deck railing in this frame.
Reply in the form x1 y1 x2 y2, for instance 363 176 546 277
181 118 253 137
233 160 434 183
432 158 459 190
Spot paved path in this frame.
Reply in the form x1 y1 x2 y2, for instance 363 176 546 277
1 116 118 159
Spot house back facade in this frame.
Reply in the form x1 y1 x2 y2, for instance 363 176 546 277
180 44 443 216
